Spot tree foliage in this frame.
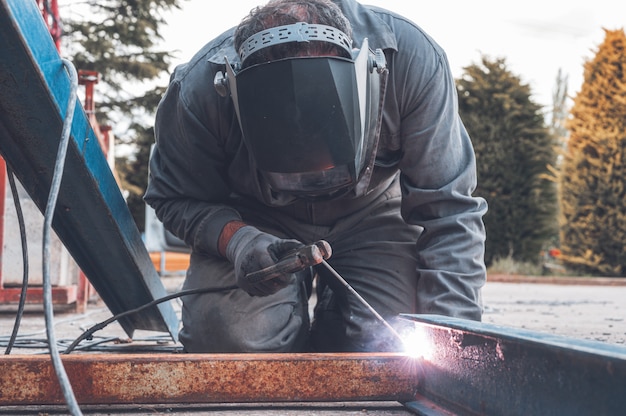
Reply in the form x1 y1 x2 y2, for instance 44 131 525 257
64 0 180 117
559 28 626 277
457 56 558 266
61 0 183 230
115 124 155 226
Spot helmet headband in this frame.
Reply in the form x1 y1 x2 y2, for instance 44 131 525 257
238 22 352 66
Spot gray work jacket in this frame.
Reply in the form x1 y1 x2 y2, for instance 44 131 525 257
145 0 488 320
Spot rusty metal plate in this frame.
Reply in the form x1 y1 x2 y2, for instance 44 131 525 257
0 353 418 406
403 314 626 416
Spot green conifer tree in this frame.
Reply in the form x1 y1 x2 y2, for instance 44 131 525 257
457 56 558 266
62 0 184 230
63 0 181 118
559 29 626 277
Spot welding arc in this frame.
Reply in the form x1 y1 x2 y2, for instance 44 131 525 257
321 260 403 344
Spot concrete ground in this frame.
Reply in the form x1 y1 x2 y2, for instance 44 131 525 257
483 277 626 345
1 275 625 414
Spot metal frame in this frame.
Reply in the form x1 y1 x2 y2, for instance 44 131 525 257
0 0 178 338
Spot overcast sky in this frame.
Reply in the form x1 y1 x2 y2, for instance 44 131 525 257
160 0 626 111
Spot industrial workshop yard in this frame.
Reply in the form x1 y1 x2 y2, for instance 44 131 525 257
0 272 625 415
2 1 625 414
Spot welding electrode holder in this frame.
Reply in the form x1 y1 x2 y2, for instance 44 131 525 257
245 239 404 344
245 240 332 284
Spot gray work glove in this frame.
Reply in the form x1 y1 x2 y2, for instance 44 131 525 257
225 226 304 297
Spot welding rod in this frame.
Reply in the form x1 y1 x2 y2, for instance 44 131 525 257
321 260 404 344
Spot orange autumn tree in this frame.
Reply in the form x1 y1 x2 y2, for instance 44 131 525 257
559 28 626 277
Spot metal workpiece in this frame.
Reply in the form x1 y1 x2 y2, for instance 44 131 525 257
0 0 178 338
0 353 418 406
401 315 626 416
0 313 625 414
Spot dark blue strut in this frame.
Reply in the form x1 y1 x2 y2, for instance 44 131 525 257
0 0 178 340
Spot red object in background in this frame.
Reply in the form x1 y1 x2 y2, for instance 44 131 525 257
549 248 562 258
0 158 94 312
78 70 100 118
0 1 96 312
37 0 61 52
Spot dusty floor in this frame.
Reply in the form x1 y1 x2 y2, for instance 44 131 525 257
482 278 626 345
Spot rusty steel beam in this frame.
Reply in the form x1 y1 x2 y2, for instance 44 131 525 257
402 315 626 416
0 353 418 406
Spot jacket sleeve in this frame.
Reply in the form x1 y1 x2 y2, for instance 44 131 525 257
393 32 488 321
144 63 241 258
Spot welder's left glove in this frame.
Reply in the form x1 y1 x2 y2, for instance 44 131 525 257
225 225 304 297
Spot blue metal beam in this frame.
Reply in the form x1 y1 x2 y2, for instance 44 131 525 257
402 314 626 416
0 0 178 339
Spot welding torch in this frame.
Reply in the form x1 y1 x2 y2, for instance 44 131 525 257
245 240 403 344
244 240 333 283
67 240 403 355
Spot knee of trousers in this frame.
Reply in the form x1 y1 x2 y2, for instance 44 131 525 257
179 285 310 353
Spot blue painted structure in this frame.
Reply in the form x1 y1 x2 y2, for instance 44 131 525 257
0 0 178 339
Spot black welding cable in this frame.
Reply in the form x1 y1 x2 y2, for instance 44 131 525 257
64 284 238 354
4 167 29 355
42 58 82 416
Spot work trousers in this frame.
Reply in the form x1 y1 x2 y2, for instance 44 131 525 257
178 181 421 352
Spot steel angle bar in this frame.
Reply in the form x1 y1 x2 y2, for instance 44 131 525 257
0 0 178 338
400 314 626 416
0 353 418 406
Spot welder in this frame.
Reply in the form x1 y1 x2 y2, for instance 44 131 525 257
144 0 488 353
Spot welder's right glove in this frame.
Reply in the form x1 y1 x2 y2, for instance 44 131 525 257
225 225 304 297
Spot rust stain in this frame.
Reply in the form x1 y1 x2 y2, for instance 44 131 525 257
0 353 419 406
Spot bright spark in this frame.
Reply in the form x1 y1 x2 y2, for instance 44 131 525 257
399 325 433 360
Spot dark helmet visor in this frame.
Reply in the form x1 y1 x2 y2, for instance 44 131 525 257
236 56 360 193
219 33 387 197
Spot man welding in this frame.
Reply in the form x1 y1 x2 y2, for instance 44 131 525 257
144 0 488 353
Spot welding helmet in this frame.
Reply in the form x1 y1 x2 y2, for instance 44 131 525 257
214 22 388 198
